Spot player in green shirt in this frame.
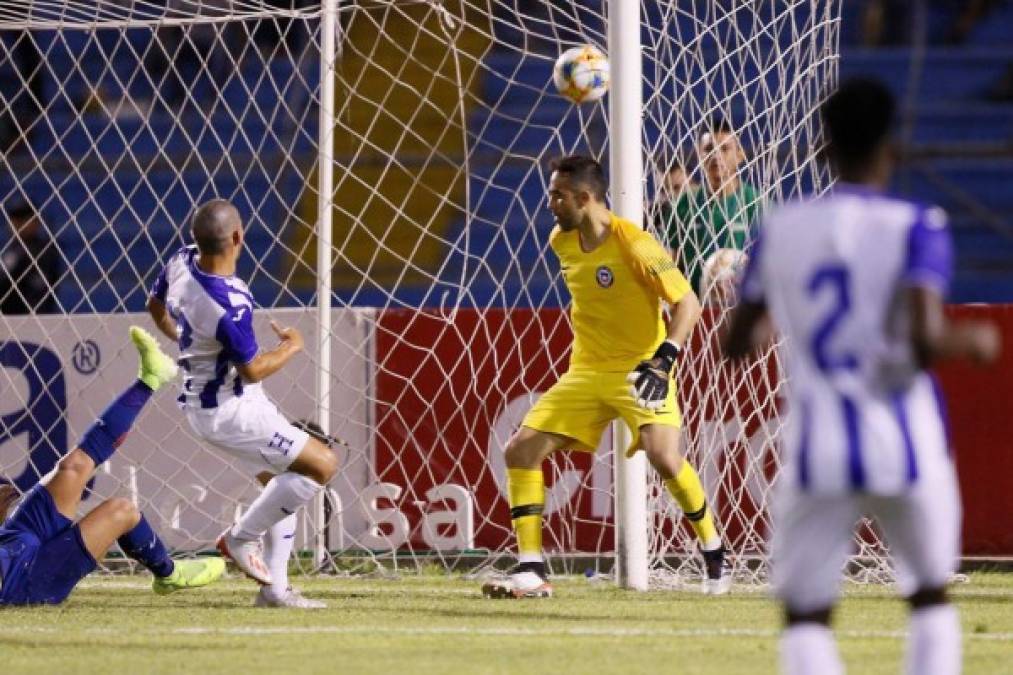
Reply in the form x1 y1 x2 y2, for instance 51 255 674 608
652 160 696 236
659 119 762 293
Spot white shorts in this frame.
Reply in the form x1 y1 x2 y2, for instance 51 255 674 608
186 388 310 474
770 462 961 613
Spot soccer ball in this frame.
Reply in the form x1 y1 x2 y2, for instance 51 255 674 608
700 248 748 306
552 45 610 104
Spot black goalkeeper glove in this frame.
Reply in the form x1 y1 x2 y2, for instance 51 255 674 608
626 341 681 410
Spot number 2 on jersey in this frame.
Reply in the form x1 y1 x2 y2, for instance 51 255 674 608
807 265 858 372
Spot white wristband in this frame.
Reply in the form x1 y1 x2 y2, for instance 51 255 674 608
664 339 683 353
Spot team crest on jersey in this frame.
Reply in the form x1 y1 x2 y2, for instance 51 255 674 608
595 265 614 288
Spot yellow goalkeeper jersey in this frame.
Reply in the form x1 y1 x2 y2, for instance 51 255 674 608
550 212 692 372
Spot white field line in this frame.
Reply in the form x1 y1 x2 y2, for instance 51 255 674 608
73 579 1013 599
2 624 1013 642
74 580 480 594
162 626 1013 641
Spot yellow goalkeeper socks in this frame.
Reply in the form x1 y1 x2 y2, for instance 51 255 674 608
507 468 545 561
665 461 722 551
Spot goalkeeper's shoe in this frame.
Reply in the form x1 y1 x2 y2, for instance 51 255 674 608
129 325 178 391
702 546 732 596
152 557 226 595
255 585 327 609
216 530 273 586
481 562 553 599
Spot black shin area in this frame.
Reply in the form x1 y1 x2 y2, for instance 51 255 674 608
907 586 948 610
785 606 833 627
513 560 547 578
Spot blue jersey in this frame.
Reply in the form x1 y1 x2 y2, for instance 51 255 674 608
740 184 953 495
151 246 260 409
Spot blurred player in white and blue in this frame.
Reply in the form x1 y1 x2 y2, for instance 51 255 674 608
724 80 1000 675
147 199 338 609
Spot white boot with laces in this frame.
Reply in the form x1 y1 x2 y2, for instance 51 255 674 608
255 585 327 609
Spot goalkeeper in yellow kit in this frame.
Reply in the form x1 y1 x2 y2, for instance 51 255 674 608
482 155 730 599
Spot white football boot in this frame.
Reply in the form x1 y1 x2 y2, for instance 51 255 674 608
216 529 273 586
482 563 553 599
255 585 327 609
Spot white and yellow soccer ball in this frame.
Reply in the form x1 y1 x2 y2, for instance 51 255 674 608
552 45 610 104
700 247 748 306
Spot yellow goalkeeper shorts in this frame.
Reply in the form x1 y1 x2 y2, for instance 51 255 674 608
521 369 682 455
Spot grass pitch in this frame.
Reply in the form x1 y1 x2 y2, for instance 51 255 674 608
1 572 1011 674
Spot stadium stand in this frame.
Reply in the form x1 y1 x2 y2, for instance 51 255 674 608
2 1 1010 309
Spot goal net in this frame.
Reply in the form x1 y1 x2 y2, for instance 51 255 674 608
1 0 882 586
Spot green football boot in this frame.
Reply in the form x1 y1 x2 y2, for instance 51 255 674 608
153 557 227 595
129 325 178 391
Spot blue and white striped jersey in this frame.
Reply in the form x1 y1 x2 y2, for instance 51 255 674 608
151 246 260 409
740 184 953 495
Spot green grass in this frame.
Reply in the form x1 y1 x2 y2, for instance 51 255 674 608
1 573 1011 674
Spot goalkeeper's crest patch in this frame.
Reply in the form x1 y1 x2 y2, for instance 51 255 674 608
595 265 614 288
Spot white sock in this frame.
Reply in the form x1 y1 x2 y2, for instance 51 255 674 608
906 604 960 675
264 512 297 595
780 624 844 675
702 536 722 552
233 472 320 541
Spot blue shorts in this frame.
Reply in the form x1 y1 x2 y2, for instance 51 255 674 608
0 486 97 606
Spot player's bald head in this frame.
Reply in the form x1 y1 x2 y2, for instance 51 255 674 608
191 199 241 255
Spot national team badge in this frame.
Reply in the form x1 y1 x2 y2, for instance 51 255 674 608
595 265 614 288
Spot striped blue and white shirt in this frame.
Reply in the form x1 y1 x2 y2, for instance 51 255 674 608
151 246 259 410
740 184 952 495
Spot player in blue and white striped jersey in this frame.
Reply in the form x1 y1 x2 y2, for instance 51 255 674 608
147 199 338 609
724 80 1000 675
151 243 257 411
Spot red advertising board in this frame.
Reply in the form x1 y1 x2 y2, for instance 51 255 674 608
373 308 586 552
375 305 1013 556
937 304 1013 556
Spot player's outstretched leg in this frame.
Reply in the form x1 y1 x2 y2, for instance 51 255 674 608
482 427 567 599
640 424 731 595
217 437 337 587
116 513 226 594
0 328 196 607
75 499 224 595
75 331 220 597
252 471 326 609
42 326 177 520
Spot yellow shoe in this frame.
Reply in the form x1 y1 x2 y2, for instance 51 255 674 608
129 325 178 391
152 558 226 595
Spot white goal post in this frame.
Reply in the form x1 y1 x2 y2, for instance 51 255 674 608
0 1 885 589
608 0 647 591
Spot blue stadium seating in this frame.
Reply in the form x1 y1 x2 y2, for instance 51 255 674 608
840 45 1013 302
7 6 1012 310
0 155 307 311
839 49 1013 103
967 2 1013 45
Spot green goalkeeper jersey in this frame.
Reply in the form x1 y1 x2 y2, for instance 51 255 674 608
657 182 761 292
